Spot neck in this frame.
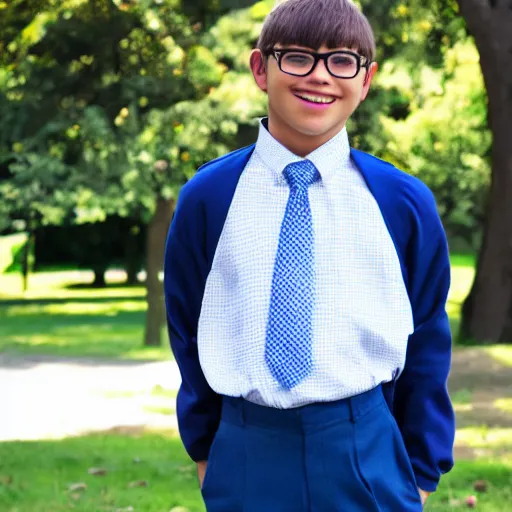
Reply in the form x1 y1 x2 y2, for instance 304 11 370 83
266 109 346 157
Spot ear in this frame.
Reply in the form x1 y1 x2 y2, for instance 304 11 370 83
360 61 378 102
250 49 268 93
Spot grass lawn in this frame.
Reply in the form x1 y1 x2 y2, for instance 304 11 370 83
0 233 27 274
0 270 170 360
0 431 205 512
2 254 512 510
0 431 511 512
0 253 475 361
446 253 475 339
426 460 512 510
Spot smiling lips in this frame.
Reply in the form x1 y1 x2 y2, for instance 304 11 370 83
294 91 337 105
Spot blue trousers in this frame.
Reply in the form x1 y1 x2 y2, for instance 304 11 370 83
201 385 423 511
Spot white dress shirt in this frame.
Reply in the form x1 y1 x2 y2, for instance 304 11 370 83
197 120 414 409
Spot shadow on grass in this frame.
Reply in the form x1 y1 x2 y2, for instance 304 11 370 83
0 353 171 369
0 307 170 362
65 282 145 290
449 349 512 395
449 347 512 477
1 308 144 324
0 296 146 306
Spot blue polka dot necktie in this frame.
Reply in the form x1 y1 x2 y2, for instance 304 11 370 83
265 160 321 389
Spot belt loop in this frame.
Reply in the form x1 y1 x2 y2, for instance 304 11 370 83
240 398 246 426
348 396 356 423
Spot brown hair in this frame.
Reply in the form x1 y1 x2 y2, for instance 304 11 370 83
256 0 376 62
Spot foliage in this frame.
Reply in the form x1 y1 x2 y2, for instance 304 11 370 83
33 218 145 280
0 232 28 273
350 3 489 250
0 0 265 345
378 41 490 249
0 0 241 228
0 0 496 326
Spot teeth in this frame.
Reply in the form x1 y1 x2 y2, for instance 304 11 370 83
297 94 335 104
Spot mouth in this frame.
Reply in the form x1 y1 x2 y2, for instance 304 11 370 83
293 91 337 105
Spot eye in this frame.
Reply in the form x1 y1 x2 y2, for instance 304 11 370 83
330 55 356 67
283 53 313 66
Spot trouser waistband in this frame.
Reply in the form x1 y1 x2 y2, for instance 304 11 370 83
221 385 385 433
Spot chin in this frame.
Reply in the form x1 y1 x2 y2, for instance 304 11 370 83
294 121 341 138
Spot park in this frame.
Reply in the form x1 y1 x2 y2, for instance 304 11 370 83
1 0 512 511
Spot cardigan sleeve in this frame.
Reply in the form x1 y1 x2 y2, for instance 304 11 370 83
393 190 455 492
163 183 222 462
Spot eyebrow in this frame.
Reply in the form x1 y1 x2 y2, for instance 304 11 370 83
275 45 359 52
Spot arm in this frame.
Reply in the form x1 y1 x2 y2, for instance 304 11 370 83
164 185 222 463
393 199 455 493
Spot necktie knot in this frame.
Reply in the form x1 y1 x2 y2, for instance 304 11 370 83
283 160 320 190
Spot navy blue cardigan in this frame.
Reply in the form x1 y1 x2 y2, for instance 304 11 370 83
164 144 455 492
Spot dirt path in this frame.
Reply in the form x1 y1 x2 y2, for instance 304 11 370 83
449 348 512 459
2 349 511 457
0 353 181 442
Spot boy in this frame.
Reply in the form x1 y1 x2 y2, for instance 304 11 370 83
164 0 455 510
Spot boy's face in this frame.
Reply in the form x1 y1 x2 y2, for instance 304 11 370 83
250 44 378 153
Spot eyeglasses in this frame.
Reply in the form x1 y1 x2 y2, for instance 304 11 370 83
266 48 370 79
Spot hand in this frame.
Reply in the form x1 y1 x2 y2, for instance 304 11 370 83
418 488 430 506
197 460 208 488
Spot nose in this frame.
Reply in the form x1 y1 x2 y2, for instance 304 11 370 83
308 58 331 83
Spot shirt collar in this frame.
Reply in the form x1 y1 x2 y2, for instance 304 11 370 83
254 117 352 184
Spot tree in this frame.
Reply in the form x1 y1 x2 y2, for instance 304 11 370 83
4 0 506 346
454 0 512 343
0 0 254 345
358 0 511 343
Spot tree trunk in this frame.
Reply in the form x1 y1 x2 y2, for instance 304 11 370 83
143 195 174 346
457 0 512 343
92 265 107 287
124 226 141 286
21 230 35 293
125 264 139 286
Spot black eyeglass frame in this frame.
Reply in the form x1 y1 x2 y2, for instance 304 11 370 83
266 48 371 79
